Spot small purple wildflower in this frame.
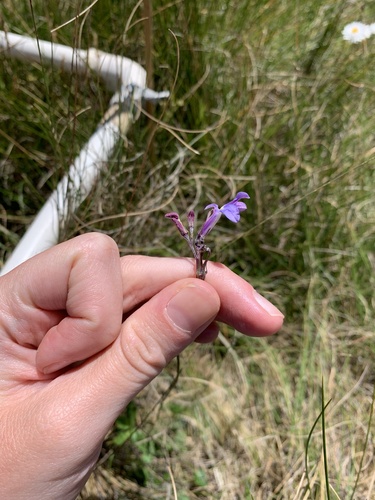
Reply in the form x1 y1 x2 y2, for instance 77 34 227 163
166 192 250 279
198 191 250 238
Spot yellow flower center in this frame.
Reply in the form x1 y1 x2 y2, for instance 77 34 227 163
351 27 359 33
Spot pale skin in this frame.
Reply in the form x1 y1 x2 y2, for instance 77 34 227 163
0 233 284 499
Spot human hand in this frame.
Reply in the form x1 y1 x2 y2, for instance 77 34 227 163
0 233 283 499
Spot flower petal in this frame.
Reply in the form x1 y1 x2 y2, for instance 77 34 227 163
235 201 248 212
198 206 222 237
221 204 241 223
233 191 250 201
204 203 219 211
342 22 372 43
165 212 180 219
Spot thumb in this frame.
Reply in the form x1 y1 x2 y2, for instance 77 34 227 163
101 278 220 407
62 278 220 421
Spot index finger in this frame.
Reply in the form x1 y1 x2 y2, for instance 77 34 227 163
121 256 284 336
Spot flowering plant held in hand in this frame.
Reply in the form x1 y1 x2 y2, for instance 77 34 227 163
166 192 250 280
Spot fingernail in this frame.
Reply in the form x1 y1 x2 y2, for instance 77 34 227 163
166 284 218 335
253 290 284 318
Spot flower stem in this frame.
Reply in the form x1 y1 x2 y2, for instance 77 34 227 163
195 245 210 280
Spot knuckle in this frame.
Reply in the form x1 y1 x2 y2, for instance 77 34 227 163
120 318 168 380
76 233 118 258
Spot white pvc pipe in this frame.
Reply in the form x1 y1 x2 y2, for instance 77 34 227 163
0 31 147 275
0 119 126 275
0 30 146 90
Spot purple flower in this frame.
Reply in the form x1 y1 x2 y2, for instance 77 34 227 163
198 191 250 238
165 191 250 279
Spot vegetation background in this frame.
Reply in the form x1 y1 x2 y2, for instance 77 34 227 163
1 0 374 498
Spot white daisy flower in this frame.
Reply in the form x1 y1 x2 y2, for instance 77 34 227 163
342 22 372 43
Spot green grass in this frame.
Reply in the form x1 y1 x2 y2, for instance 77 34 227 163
1 0 375 498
